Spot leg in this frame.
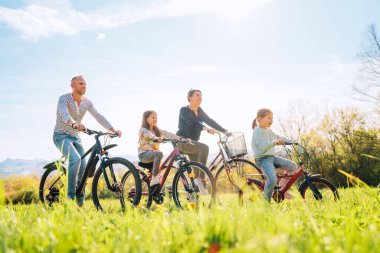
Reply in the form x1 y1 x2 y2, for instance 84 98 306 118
53 134 82 200
73 138 86 205
177 141 209 179
256 157 277 202
274 156 297 199
138 151 164 186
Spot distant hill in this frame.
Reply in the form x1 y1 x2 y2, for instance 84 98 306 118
0 155 140 177
0 158 49 177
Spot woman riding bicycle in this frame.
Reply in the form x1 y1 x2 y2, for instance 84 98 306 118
177 89 229 165
176 89 231 191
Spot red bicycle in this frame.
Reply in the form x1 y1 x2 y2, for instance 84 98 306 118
122 138 216 209
249 142 339 203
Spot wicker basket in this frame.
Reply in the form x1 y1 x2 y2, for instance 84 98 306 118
221 132 247 159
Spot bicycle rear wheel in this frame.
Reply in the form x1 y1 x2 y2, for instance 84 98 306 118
92 158 142 212
299 177 339 203
172 162 216 209
39 163 66 205
215 159 263 205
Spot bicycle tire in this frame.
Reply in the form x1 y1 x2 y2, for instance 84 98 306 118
39 164 66 205
299 177 339 202
172 161 216 209
92 157 142 211
215 158 263 203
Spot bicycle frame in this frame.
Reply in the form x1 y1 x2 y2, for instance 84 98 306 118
274 165 305 193
154 145 181 194
208 151 224 173
139 140 191 197
209 131 232 173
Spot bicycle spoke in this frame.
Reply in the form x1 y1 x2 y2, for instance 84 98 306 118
172 162 216 209
215 159 261 205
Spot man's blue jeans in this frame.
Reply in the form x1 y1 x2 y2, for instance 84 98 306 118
53 133 86 204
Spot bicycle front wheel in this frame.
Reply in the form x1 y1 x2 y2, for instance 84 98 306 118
172 162 216 209
92 158 142 212
215 159 263 204
299 177 339 203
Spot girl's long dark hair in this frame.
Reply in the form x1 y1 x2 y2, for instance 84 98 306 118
141 110 161 137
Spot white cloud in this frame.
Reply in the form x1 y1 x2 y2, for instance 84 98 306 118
162 65 220 76
0 0 275 40
95 32 106 40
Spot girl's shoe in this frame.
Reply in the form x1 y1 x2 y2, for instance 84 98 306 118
194 178 209 195
150 174 161 186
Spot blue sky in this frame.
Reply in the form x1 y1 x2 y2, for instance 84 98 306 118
0 0 379 161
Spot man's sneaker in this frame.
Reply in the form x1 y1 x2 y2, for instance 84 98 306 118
76 193 85 207
194 178 209 195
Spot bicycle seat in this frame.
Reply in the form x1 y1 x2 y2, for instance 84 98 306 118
138 162 153 170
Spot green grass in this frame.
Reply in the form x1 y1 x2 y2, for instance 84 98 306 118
0 188 379 253
2 176 39 204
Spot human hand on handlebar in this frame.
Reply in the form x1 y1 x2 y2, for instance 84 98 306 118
206 128 216 135
225 131 232 137
273 139 286 145
109 128 122 137
72 123 86 132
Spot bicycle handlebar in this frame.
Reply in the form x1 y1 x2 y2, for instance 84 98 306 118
284 141 304 154
215 130 233 142
284 141 298 145
82 128 118 138
216 131 223 142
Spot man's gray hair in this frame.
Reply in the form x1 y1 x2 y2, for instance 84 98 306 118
71 75 83 84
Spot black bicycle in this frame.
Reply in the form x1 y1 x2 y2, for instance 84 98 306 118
39 129 142 211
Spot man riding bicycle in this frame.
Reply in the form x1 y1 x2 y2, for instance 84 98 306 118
53 75 122 206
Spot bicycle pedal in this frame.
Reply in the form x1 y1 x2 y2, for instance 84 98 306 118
149 184 160 195
152 191 164 204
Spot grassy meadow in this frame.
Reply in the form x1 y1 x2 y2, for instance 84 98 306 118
0 177 379 253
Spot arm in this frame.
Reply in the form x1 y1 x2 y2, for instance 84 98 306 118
272 130 292 144
160 129 189 141
57 96 74 125
160 129 177 139
252 130 277 152
140 128 159 141
87 99 113 130
198 107 227 133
